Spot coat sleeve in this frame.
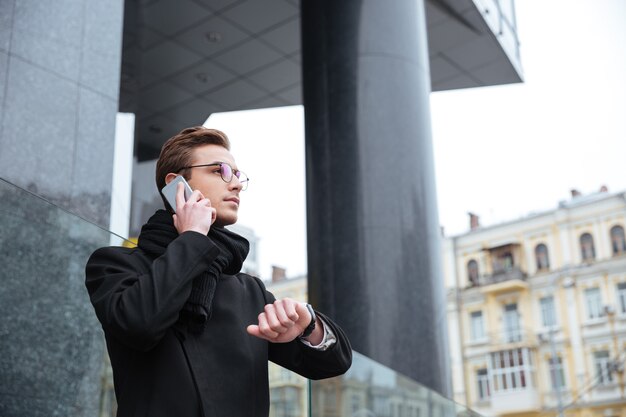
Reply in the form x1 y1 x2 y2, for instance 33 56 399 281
254 278 353 380
85 231 220 351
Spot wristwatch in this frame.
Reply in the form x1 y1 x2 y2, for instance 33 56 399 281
300 303 316 338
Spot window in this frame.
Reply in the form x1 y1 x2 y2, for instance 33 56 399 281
270 387 301 417
351 394 360 414
540 296 557 327
594 350 615 385
323 386 336 409
618 283 626 314
372 395 389 416
467 259 479 286
548 356 566 390
535 243 550 271
493 252 514 273
585 287 603 320
611 225 626 256
490 348 533 392
470 311 486 341
476 368 490 400
503 303 522 342
580 233 596 262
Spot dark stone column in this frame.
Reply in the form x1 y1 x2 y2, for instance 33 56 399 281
302 0 451 395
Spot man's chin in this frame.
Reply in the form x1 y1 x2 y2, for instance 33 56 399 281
214 214 238 227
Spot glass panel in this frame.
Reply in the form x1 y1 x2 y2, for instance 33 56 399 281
0 178 132 416
498 0 516 28
269 363 308 417
310 351 484 417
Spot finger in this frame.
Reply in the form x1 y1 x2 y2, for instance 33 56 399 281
175 182 186 209
246 325 265 339
294 302 311 325
273 300 295 328
188 190 204 203
283 299 299 322
198 198 212 207
247 325 274 342
210 208 217 224
264 304 288 333
258 313 279 339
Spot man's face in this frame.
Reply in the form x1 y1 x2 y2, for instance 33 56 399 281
184 144 243 227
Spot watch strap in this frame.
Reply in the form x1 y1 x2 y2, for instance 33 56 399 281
300 303 316 338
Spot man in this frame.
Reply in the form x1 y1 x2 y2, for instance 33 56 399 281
85 127 352 416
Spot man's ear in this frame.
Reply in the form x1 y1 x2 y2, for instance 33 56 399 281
164 173 179 185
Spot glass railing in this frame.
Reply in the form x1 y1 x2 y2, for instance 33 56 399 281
309 351 482 417
0 177 130 417
0 177 480 417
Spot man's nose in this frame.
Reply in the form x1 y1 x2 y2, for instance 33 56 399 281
229 176 243 191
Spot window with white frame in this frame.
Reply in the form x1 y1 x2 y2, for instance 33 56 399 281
476 368 490 400
540 296 557 328
490 348 533 392
594 350 615 385
584 287 603 320
470 311 486 341
548 356 566 390
503 303 522 342
618 283 626 315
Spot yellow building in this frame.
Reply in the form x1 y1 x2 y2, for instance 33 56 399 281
444 188 626 417
266 271 309 417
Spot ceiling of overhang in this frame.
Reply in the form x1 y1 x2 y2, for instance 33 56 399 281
120 0 523 160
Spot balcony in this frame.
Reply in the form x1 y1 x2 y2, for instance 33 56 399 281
490 387 540 414
487 329 538 350
479 267 528 294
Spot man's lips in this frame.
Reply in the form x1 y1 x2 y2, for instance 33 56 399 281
224 197 240 206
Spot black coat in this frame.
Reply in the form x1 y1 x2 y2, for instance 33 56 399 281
85 231 352 417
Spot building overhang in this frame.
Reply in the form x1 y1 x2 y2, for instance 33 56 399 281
121 0 524 160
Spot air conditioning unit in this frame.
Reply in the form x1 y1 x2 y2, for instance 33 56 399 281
604 304 616 316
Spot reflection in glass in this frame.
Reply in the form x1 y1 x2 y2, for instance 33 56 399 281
0 178 128 416
310 351 482 417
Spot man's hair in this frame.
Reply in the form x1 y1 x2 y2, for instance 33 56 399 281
155 126 231 194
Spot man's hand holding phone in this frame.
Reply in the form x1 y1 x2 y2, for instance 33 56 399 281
172 182 216 235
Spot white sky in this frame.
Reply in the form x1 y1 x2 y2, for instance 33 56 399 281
206 0 626 280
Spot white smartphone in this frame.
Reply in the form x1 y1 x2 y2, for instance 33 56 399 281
161 175 193 213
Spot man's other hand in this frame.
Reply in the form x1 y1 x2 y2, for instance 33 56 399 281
172 182 216 235
247 298 323 344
